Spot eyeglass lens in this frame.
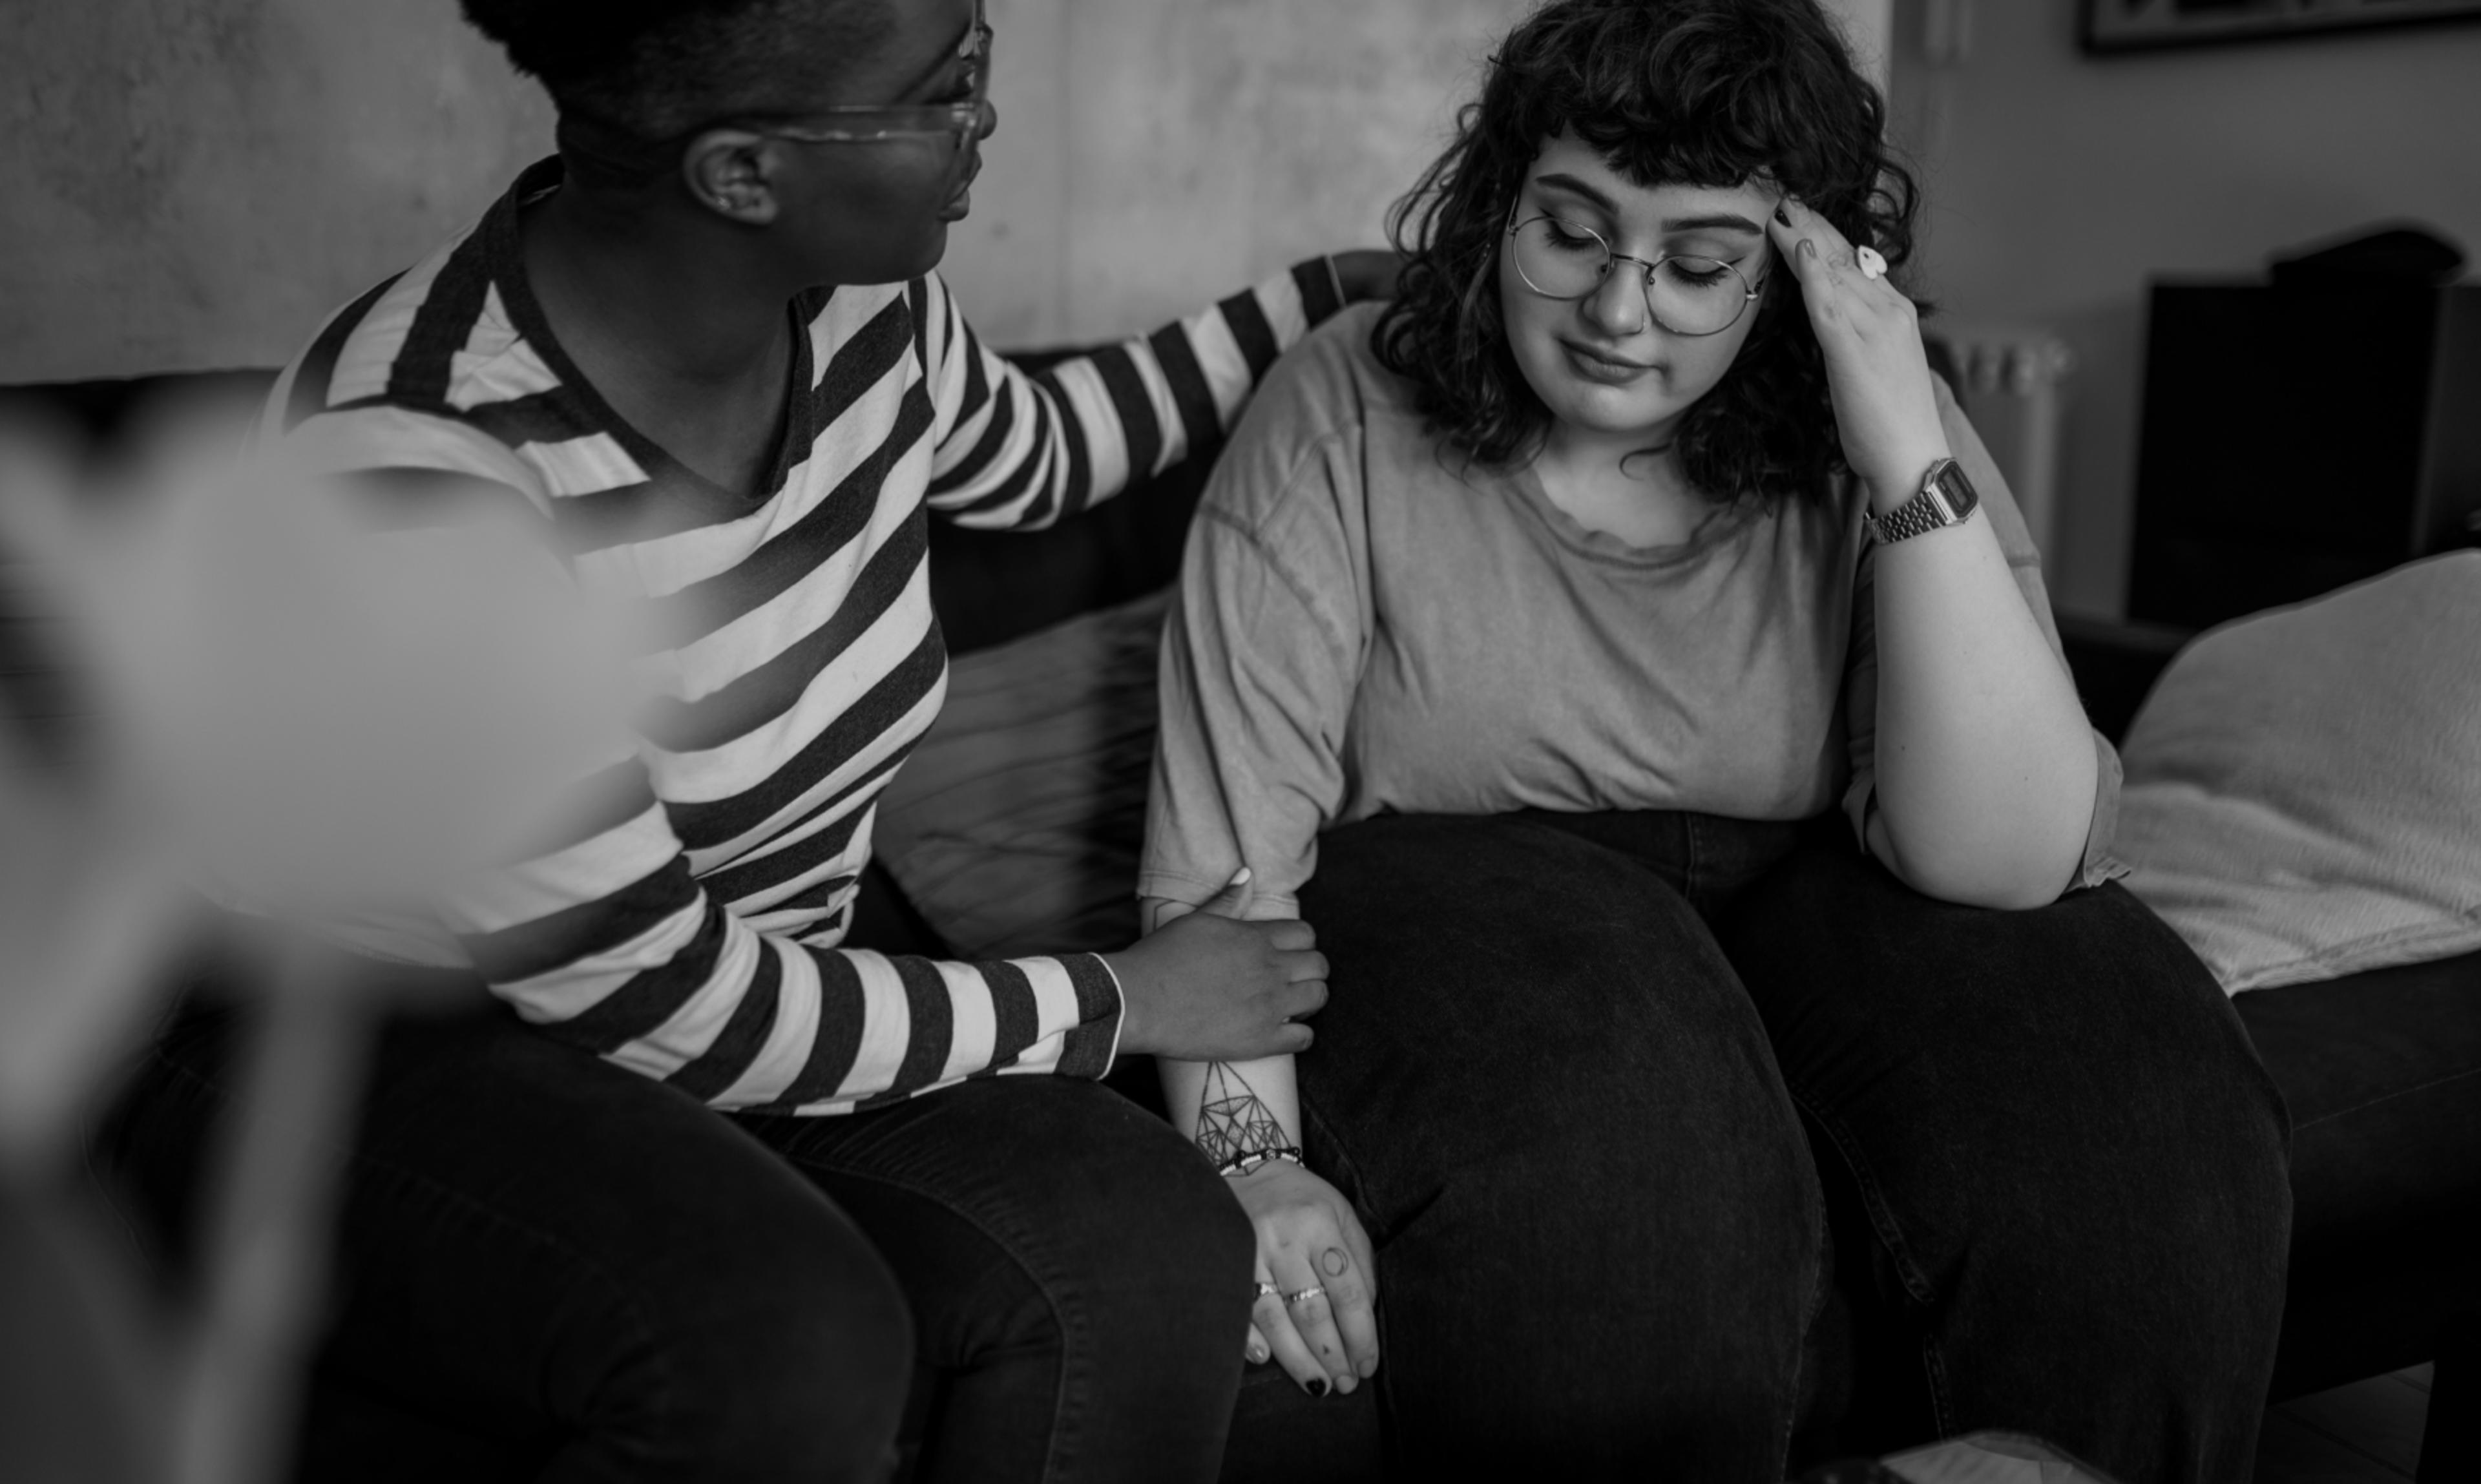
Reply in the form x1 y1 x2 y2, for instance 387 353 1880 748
1509 216 1752 337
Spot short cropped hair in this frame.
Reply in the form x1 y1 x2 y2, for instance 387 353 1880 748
1372 0 1921 504
461 0 890 140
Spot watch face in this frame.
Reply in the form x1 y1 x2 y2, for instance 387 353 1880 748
1931 460 1980 521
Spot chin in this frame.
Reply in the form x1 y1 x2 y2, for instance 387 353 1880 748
816 224 948 291
1540 381 1685 439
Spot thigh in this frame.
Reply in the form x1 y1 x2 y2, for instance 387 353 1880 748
1297 813 1811 1247
743 1077 1255 1484
101 994 912 1484
1296 813 1820 1477
1720 832 2291 1481
1718 834 2288 1289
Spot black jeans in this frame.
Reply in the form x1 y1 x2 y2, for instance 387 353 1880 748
97 978 1253 1484
1291 810 2290 1484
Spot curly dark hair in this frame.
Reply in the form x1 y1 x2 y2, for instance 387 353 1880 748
459 0 890 141
1372 0 1921 503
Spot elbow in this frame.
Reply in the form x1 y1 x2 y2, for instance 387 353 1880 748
1911 864 2068 912
1875 818 2082 911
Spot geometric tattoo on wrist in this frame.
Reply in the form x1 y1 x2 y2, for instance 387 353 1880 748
1195 1061 1289 1166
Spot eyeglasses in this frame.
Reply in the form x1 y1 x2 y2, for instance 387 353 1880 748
1505 211 1760 338
744 2 993 154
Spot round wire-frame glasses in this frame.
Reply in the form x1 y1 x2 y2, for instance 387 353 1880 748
744 1 993 152
1505 211 1761 338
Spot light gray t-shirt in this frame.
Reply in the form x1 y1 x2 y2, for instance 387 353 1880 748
1141 302 2120 914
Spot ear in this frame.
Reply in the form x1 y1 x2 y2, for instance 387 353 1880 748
680 129 782 225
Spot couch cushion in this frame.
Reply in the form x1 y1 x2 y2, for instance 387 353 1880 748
2115 552 2481 992
871 590 1168 958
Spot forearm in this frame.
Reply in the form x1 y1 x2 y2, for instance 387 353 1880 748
1867 508 2099 908
1160 1054 1304 1156
1141 893 1306 1153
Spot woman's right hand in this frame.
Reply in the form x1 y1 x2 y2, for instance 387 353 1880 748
1231 1160 1380 1395
1107 899 1328 1061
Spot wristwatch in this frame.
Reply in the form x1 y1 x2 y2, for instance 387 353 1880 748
1863 456 1980 544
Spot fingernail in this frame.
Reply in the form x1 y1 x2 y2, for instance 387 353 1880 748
1774 203 1790 226
1306 1377 1330 1398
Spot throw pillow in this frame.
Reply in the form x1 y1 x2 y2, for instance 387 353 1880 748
2115 551 2481 992
872 589 1169 958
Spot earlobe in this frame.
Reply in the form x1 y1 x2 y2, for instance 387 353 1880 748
682 129 780 225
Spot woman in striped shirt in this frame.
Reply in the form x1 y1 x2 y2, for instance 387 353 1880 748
105 0 1396 1478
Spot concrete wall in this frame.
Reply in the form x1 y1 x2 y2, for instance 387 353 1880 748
1 0 554 383
945 0 1891 344
938 0 1533 348
1886 1 2481 617
4 0 1905 380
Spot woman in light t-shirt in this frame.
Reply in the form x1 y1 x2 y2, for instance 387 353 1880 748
1139 1 2289 1479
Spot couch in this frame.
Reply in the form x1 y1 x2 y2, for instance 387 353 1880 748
5 358 2475 1482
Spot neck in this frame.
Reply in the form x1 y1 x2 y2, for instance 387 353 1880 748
524 174 793 393
1536 413 1685 488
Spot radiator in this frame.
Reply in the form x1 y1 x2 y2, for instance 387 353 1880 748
1935 324 2075 576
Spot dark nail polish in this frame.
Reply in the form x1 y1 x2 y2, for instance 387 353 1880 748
1306 1378 1330 1398
1774 204 1791 226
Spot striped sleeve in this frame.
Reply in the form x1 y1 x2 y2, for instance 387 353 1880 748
921 256 1348 530
441 768 1126 1113
266 406 1130 1113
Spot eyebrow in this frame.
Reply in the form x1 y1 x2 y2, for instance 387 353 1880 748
1531 174 1766 235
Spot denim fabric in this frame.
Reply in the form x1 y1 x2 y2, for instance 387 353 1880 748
1290 810 2290 1484
1719 823 2292 1484
1293 812 1823 1482
98 981 1254 1484
737 1083 1255 1484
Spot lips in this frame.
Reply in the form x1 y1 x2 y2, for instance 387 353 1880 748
1560 340 1655 384
939 154 983 220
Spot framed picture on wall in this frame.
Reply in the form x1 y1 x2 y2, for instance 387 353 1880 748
2083 0 2481 54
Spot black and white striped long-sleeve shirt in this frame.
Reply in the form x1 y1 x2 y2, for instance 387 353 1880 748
262 158 1345 1114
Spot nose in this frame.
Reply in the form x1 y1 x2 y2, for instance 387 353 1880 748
1582 262 1646 339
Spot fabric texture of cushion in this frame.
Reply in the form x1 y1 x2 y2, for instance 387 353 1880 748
2115 551 2481 993
871 589 1169 959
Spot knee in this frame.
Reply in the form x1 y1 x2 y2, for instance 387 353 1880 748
583 1199 914 1481
1047 1088 1255 1323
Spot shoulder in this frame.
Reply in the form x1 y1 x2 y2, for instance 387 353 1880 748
1195 302 1399 536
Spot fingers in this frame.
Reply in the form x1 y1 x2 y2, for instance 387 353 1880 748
1253 1268 1332 1395
1274 974 1328 1025
1198 865 1253 917
1245 1319 1272 1366
1268 1250 1361 1394
1275 948 1330 985
1263 919 1317 952
1770 194 1858 271
1317 1240 1383 1381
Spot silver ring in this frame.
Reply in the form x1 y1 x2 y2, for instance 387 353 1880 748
1284 1284 1327 1306
1856 246 1888 281
1253 1280 1279 1301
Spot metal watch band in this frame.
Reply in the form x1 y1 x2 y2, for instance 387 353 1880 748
1865 456 1969 545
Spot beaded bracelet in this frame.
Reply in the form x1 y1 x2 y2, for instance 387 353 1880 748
1215 1145 1304 1180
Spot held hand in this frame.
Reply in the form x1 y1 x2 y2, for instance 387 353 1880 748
1232 1162 1380 1395
1105 906 1328 1061
1765 196 1951 505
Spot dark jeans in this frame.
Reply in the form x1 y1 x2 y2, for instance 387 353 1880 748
96 977 1253 1484
1292 810 2291 1484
